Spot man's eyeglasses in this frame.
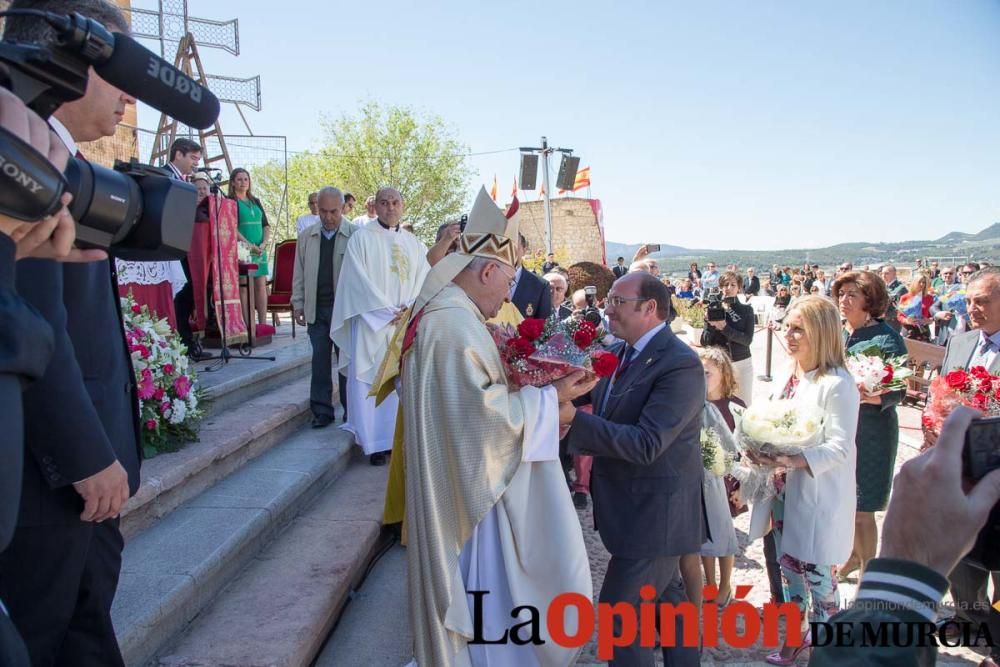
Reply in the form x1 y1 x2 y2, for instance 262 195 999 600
962 271 975 276
607 295 651 307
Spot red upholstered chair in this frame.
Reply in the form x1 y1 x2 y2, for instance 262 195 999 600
267 239 298 338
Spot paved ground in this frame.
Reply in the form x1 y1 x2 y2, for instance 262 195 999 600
317 324 990 665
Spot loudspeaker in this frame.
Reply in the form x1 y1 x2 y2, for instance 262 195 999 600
519 154 538 190
556 155 580 191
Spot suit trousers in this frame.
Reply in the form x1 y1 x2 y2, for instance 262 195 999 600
308 304 347 420
599 555 700 667
0 519 125 667
174 258 195 347
949 559 1000 658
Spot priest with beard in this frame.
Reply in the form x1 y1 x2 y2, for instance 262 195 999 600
402 188 595 666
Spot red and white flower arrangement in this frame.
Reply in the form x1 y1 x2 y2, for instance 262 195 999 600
122 293 205 456
845 343 912 394
922 366 1000 447
488 316 618 389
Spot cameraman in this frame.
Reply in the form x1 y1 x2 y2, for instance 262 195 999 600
0 85 102 667
1 2 142 665
700 271 755 405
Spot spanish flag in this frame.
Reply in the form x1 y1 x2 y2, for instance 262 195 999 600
559 166 592 194
490 175 498 201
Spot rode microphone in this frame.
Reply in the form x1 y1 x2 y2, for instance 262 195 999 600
44 12 221 129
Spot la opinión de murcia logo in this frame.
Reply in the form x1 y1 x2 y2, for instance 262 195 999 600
467 585 998 658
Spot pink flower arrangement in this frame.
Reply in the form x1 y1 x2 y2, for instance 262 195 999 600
121 292 204 455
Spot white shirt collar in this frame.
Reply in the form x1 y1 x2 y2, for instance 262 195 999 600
49 116 77 156
630 322 667 355
167 162 185 179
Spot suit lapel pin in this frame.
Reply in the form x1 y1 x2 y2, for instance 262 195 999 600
526 303 534 316
645 358 653 365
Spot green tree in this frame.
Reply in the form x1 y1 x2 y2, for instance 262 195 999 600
253 101 473 247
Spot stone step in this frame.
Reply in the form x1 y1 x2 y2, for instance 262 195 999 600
113 424 359 667
195 335 311 419
121 376 315 540
153 461 388 667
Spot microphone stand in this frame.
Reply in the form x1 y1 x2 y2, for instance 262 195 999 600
202 183 274 371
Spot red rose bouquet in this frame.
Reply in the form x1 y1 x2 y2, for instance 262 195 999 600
489 316 618 389
922 366 1000 448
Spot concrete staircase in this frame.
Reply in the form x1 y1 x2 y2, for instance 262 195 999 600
111 331 388 667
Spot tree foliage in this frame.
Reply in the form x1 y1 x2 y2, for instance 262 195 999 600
253 101 472 247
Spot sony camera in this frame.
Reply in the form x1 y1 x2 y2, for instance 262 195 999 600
0 11 221 259
705 288 726 322
580 285 602 326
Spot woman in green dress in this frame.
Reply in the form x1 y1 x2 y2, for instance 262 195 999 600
832 270 907 580
228 168 270 326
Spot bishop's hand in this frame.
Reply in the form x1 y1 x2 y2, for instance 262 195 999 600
553 370 599 404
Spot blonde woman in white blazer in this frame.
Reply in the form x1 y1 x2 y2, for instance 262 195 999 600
746 296 861 665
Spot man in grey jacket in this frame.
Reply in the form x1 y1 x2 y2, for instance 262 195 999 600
292 187 356 428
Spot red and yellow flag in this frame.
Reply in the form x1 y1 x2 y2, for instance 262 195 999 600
559 166 592 194
490 175 498 201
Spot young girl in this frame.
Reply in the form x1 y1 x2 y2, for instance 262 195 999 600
680 348 743 611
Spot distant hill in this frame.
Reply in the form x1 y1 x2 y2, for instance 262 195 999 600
606 223 1000 275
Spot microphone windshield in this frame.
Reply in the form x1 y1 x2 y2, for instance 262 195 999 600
94 33 220 129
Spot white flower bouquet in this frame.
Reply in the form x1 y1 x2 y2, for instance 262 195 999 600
701 403 738 478
700 428 729 477
122 292 206 456
730 399 825 503
846 342 911 394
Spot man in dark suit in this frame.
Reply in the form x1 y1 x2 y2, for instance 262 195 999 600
166 137 210 359
543 272 573 320
1 2 143 665
560 272 705 666
510 234 552 319
934 267 1000 667
743 266 760 296
612 256 628 279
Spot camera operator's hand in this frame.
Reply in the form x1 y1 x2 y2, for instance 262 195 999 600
0 89 107 262
3 193 106 262
73 460 130 523
708 319 727 331
632 244 650 262
880 406 1000 577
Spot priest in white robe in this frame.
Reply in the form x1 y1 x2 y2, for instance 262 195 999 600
331 187 429 464
401 189 595 667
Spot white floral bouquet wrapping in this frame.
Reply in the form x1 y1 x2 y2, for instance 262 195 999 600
237 240 253 264
846 342 911 394
701 403 738 478
122 292 205 456
730 399 825 503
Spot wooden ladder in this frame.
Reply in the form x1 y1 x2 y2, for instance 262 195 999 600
149 33 233 178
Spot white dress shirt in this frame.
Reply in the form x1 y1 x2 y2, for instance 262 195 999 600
296 213 320 235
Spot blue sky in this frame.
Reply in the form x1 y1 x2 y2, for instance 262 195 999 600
133 0 1000 250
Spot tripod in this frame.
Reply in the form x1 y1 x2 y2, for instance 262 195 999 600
200 180 275 372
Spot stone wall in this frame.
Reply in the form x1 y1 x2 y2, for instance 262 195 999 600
517 197 606 266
